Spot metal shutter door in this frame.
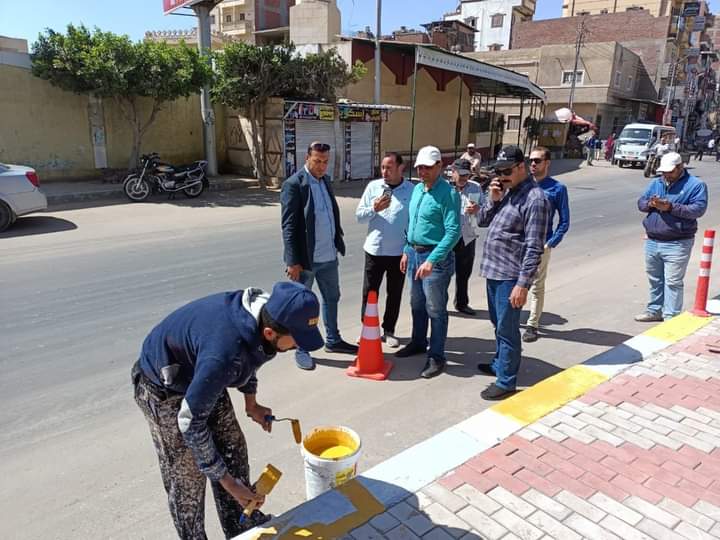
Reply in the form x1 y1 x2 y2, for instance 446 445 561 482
350 122 373 180
295 119 336 180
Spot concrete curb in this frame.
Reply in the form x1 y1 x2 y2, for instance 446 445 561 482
46 178 258 206
235 311 717 540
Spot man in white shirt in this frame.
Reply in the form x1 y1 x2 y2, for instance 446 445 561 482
356 152 414 347
451 158 484 315
460 143 481 174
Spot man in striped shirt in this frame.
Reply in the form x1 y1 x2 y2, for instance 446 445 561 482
476 145 550 400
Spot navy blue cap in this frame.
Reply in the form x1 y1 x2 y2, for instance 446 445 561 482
265 281 323 351
492 145 525 169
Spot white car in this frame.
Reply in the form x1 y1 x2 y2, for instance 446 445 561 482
0 163 48 232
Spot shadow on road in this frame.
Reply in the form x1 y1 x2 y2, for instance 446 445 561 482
537 326 632 347
0 216 78 238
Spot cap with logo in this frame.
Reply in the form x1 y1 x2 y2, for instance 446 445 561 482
492 145 525 169
264 281 323 351
452 158 472 176
656 152 683 173
414 145 442 168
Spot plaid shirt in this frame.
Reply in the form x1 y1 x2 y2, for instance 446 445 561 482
478 176 550 288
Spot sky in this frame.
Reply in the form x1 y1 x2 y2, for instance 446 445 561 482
0 0 566 46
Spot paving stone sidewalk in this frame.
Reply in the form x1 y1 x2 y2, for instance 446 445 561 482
348 318 720 540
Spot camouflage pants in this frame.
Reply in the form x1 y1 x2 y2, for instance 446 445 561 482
134 375 257 540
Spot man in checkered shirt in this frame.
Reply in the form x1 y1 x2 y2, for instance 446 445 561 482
476 145 550 400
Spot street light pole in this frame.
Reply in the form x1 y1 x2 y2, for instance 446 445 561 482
192 1 219 177
374 0 382 104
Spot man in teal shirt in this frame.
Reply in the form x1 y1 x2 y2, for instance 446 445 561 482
397 146 461 378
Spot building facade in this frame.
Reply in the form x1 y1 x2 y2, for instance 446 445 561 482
561 0 681 17
444 0 536 52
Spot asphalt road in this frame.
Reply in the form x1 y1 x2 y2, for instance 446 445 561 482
1 159 719 539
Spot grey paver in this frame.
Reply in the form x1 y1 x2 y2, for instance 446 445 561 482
491 508 543 540
386 524 422 540
352 523 385 540
635 519 687 540
629 414 674 435
675 521 717 540
422 527 456 540
589 493 642 526
625 496 680 529
556 490 607 523
582 425 624 446
655 416 700 437
370 511 401 533
423 503 472 539
599 515 653 540
638 428 684 450
609 425 655 449
600 411 643 433
554 422 597 444
456 506 507 540
618 402 658 420
388 501 435 536
487 487 535 518
642 403 685 422
671 406 713 424
682 417 720 438
422 483 469 513
516 428 541 441
658 499 715 532
454 484 502 515
522 489 572 521
565 513 621 540
577 413 616 431
529 422 569 442
526 510 581 540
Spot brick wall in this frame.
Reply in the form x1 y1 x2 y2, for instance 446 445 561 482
511 11 670 49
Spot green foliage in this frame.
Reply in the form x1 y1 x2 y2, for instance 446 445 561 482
31 24 210 100
211 43 365 109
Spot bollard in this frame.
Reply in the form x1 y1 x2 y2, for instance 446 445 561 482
691 229 715 317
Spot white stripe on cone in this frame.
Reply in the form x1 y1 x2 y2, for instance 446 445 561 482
700 268 711 277
361 326 381 340
365 303 379 317
704 237 715 247
701 253 713 262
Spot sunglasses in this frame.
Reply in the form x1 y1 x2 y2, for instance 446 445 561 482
495 164 518 176
529 158 545 164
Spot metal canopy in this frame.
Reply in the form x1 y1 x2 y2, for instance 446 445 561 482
415 46 546 101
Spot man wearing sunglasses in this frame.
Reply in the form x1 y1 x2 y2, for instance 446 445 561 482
281 142 359 370
523 147 570 343
476 145 550 400
396 146 461 379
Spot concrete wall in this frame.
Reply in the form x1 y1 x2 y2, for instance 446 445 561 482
562 0 679 17
445 0 535 52
290 0 341 46
0 61 226 180
342 60 472 156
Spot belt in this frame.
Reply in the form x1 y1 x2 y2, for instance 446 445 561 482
411 244 437 253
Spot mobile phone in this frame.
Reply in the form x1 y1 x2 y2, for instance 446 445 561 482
382 187 393 199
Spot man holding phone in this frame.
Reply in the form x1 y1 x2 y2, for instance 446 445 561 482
476 145 550 400
356 152 414 347
636 153 708 322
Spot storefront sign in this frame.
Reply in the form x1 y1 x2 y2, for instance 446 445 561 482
338 106 388 122
284 102 335 121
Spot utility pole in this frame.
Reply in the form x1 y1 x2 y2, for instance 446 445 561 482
374 0 382 104
568 17 588 112
192 1 219 177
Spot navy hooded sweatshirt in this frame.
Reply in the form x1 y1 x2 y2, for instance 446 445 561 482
138 288 273 481
638 170 708 241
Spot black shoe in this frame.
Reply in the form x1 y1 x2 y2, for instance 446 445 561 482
395 342 427 358
522 327 539 343
325 340 359 354
238 509 272 532
481 383 516 401
477 363 495 376
421 357 445 379
456 305 476 316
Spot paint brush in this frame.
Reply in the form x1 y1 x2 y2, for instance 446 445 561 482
265 415 302 444
238 464 282 525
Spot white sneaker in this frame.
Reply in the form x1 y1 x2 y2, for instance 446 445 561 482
382 333 400 348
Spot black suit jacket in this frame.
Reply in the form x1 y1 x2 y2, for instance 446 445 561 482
280 167 345 270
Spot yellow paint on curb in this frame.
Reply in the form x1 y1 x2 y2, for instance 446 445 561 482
252 479 385 540
642 312 714 343
491 365 608 426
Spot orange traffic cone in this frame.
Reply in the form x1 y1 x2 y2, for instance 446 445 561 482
346 290 393 381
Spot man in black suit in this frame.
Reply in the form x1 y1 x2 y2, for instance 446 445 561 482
280 142 359 370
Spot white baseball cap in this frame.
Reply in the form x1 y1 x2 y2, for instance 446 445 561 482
656 152 683 172
414 146 442 167
467 143 475 148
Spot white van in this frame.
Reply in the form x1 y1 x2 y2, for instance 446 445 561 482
613 123 676 168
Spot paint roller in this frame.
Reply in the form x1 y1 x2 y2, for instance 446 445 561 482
265 415 302 444
238 464 282 525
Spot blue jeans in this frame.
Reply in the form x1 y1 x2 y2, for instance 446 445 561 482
407 250 455 362
487 279 522 391
299 259 341 351
644 238 694 319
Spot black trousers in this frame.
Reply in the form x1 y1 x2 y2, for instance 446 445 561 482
453 238 476 309
361 251 405 334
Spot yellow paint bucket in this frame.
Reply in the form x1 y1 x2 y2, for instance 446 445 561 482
301 425 362 500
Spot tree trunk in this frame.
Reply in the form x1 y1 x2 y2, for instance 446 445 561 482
238 102 267 188
116 97 161 172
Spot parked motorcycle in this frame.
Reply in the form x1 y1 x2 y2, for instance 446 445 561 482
123 153 208 202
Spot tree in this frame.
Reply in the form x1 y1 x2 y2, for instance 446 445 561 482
32 25 211 169
212 43 366 187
